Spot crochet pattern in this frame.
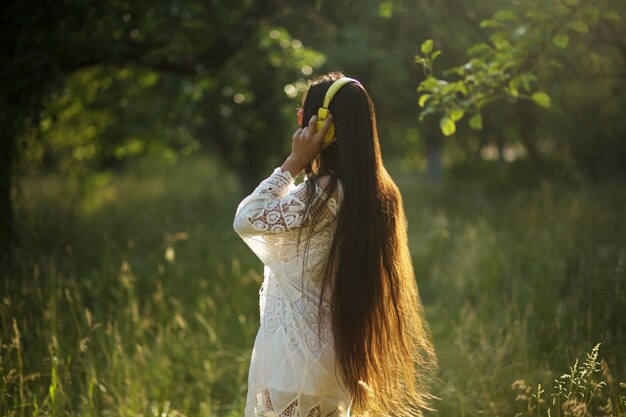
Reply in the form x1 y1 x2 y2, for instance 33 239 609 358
234 168 350 417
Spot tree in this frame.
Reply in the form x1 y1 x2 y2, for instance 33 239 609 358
1 0 320 252
414 0 626 178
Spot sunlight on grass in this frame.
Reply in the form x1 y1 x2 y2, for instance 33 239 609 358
1 156 624 416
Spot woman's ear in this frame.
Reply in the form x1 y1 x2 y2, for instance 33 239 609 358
297 109 303 126
311 156 322 175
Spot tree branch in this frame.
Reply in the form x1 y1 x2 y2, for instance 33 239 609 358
65 0 277 76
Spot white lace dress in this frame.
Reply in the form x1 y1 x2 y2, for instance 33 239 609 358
233 167 351 417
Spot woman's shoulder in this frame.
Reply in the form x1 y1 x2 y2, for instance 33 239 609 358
315 174 343 204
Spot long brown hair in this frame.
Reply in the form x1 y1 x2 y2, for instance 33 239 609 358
297 72 438 416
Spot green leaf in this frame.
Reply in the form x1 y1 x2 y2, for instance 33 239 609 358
531 92 551 108
468 43 492 57
566 20 588 33
520 73 536 92
493 37 511 50
431 50 442 61
603 11 622 23
449 81 465 94
418 94 430 107
480 19 507 29
469 58 486 70
418 76 438 91
494 9 518 22
469 113 483 130
379 1 393 18
440 116 456 136
552 33 570 49
450 109 464 121
421 39 434 54
443 65 466 77
490 32 511 50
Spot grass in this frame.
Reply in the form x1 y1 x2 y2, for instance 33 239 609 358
1 155 625 416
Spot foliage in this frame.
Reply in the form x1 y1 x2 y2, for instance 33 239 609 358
3 1 626 415
24 25 323 180
393 160 626 416
512 344 626 416
1 0 94 249
2 156 625 416
1 156 252 416
414 0 620 137
2 0 328 251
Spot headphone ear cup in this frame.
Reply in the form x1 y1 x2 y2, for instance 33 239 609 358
317 120 335 145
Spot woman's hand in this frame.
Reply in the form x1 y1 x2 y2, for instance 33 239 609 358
280 114 333 178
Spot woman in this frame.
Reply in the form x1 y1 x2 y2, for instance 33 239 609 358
233 72 437 417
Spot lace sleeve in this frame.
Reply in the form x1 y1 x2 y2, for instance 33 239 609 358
232 167 340 268
233 167 333 236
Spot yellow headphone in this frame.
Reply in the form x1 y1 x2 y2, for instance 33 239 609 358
316 77 361 148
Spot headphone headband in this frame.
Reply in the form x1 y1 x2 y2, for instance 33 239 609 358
321 77 361 111
316 76 361 148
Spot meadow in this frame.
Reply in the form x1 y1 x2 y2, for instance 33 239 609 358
1 155 625 416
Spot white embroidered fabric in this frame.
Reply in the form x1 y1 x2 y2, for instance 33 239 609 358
233 167 351 417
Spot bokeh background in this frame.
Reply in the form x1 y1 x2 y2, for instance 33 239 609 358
1 0 625 416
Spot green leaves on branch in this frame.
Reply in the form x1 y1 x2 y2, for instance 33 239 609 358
439 116 456 136
531 92 551 108
469 113 483 130
450 109 464 121
566 20 589 33
421 39 434 54
415 39 441 75
437 108 469 136
493 9 518 23
552 33 570 49
378 0 393 18
415 2 607 137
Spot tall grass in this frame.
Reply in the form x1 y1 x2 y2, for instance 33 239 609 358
1 156 624 416
512 343 626 416
2 156 256 416
393 161 626 416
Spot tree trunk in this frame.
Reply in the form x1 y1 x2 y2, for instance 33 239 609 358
519 100 547 176
426 130 443 182
0 125 15 256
